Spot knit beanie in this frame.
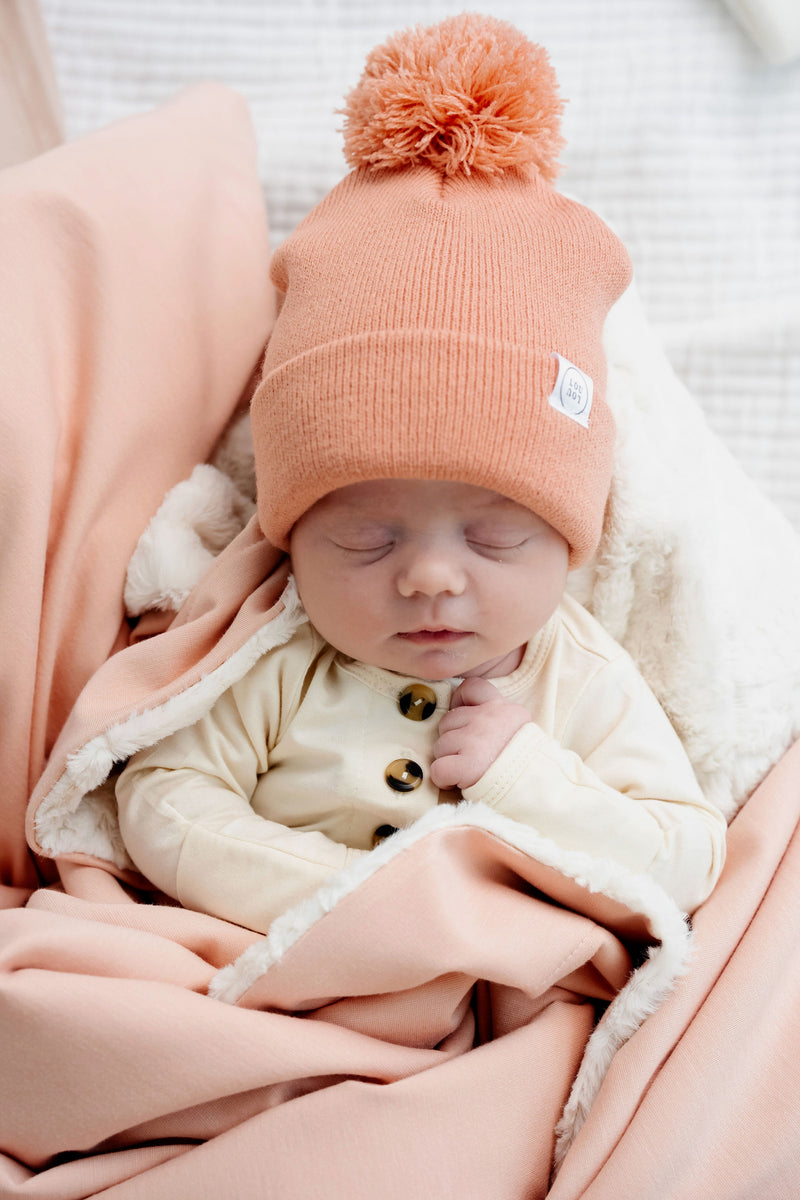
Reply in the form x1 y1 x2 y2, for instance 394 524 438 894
251 13 632 566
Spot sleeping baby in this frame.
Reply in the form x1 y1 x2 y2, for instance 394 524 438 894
115 13 726 934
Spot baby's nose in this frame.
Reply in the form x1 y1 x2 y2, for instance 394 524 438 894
396 548 466 598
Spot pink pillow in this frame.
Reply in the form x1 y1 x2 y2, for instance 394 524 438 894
0 83 273 892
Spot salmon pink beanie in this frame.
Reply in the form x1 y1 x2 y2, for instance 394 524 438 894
251 13 632 566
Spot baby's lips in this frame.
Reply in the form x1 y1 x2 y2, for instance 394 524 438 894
397 628 469 642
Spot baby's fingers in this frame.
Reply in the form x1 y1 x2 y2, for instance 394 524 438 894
436 705 473 734
429 753 465 790
432 727 466 760
451 677 503 709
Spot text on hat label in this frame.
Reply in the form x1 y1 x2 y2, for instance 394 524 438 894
548 353 593 428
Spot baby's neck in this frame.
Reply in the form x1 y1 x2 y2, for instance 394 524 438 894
460 643 526 680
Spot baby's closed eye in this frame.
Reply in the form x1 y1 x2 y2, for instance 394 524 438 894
464 522 537 555
329 523 396 557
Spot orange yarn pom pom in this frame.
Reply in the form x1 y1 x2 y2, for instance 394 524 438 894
341 13 565 180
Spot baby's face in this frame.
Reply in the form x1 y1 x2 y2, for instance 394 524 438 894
289 479 569 681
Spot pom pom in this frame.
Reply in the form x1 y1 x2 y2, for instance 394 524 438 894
341 13 565 180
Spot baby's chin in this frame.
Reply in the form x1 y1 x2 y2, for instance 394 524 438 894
365 638 526 682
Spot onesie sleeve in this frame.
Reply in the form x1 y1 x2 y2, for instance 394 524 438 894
461 654 727 914
116 629 366 933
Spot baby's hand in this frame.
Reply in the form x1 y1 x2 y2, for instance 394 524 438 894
430 677 531 791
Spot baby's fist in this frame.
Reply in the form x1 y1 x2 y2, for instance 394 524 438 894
430 677 530 791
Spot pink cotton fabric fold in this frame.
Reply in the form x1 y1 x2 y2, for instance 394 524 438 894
2 750 800 1197
0 83 273 891
1 824 638 1199
549 737 800 1199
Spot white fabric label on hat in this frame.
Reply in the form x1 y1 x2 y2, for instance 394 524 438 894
548 354 593 428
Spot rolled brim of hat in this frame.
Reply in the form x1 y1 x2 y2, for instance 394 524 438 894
251 327 616 567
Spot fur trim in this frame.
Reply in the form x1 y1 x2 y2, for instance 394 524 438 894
124 462 255 617
210 410 256 503
572 285 800 818
208 798 692 1167
34 578 306 864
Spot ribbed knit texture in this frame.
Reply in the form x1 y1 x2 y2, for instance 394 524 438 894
251 22 633 565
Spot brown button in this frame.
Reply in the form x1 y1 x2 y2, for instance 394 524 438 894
398 684 437 722
372 824 399 847
385 759 423 792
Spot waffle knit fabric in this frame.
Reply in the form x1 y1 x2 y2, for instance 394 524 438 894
251 14 632 566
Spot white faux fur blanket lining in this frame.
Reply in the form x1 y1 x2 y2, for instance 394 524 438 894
31 280 800 1164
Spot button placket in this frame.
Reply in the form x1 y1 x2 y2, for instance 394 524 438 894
384 759 424 792
372 824 399 847
372 680 447 848
397 683 438 722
